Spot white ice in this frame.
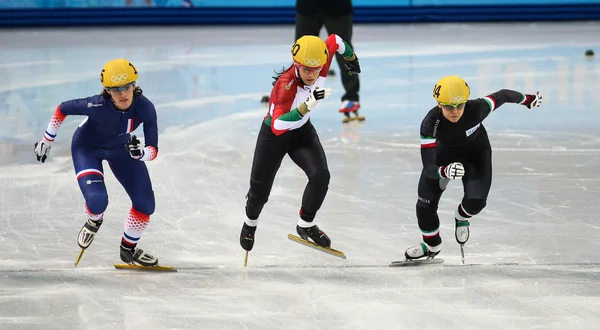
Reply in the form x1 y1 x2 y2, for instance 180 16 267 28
1 23 600 329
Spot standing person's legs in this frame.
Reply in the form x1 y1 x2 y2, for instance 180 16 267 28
323 14 361 118
295 13 323 40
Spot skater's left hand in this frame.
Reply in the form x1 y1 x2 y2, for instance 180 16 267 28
441 162 465 180
125 135 143 160
343 54 361 75
521 92 542 109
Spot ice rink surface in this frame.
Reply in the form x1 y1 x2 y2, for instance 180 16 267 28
1 22 600 329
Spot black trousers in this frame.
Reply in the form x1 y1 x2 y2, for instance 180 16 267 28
416 130 493 246
295 13 360 102
245 122 331 222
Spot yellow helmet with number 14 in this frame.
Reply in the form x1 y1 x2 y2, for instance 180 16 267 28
433 76 470 105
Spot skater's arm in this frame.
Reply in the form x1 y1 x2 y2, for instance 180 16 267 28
139 100 158 161
42 97 92 142
324 34 360 76
420 143 440 179
270 81 304 136
473 89 540 120
420 109 443 179
325 34 355 59
41 105 67 142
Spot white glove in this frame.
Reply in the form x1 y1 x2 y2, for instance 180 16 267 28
441 162 465 180
305 87 332 111
34 138 53 163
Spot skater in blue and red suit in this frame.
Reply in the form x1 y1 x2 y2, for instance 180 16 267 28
34 58 160 267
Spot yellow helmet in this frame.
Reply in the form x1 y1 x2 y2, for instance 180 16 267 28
100 58 138 88
291 35 329 68
433 76 470 105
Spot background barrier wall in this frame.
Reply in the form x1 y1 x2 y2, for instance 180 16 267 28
2 0 600 27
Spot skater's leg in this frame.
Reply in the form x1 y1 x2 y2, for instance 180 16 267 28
456 146 493 244
108 148 157 266
241 123 290 251
288 123 331 247
405 170 446 259
72 144 107 249
245 124 289 221
288 123 330 223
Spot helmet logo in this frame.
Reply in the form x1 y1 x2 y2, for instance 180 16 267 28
111 73 129 84
450 95 466 103
303 58 322 67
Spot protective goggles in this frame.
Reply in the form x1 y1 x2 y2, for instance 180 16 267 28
106 82 135 92
439 102 466 110
294 62 323 73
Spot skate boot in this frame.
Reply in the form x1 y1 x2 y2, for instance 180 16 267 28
120 243 158 267
404 242 441 260
296 225 331 248
240 222 257 251
78 218 103 249
455 219 470 244
339 101 364 123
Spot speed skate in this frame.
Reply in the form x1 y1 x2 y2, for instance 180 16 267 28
114 264 178 272
287 234 347 259
389 258 444 267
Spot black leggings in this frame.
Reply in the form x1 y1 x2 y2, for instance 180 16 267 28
416 133 493 247
245 122 330 222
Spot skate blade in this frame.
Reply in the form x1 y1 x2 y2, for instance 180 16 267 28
389 258 444 267
114 264 177 272
287 234 346 259
244 251 249 268
355 115 366 121
342 116 356 123
74 249 85 267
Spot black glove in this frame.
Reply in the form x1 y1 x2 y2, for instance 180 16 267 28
343 54 361 75
125 135 143 160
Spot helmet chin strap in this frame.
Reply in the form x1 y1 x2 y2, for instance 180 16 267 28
294 66 307 86
106 90 130 111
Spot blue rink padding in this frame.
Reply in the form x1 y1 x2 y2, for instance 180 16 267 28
2 4 600 27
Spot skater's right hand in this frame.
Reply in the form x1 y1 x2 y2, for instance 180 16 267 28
305 87 332 111
34 137 53 163
441 162 464 180
125 135 143 160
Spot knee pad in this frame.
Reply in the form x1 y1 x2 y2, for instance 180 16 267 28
461 198 487 216
86 192 109 215
132 190 155 215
